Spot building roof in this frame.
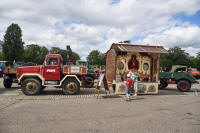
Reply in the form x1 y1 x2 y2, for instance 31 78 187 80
110 43 168 53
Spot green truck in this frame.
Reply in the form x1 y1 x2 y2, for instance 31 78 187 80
76 60 98 88
159 65 198 92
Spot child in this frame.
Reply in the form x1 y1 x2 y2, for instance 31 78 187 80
125 73 132 101
129 72 138 97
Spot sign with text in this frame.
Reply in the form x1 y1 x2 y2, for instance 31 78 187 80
71 66 80 73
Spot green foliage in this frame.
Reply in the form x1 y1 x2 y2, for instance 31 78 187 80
2 23 24 64
38 46 49 64
160 46 200 71
0 55 3 61
87 50 106 66
119 40 131 43
196 52 200 69
99 53 106 66
197 52 200 59
50 47 80 65
24 44 48 65
160 54 173 71
168 47 190 65
72 52 80 63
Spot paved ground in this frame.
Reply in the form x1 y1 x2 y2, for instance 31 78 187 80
0 79 200 133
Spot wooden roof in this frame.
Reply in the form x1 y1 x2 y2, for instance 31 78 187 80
110 43 168 53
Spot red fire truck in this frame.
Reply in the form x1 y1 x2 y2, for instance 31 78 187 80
16 54 86 95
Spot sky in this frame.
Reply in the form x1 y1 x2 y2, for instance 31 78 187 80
0 0 200 59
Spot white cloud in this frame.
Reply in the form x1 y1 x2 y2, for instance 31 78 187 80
136 25 200 56
0 0 200 59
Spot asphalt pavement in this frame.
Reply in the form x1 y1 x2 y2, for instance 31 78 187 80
0 79 200 133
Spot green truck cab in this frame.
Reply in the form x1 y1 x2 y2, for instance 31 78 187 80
76 60 98 88
159 65 197 92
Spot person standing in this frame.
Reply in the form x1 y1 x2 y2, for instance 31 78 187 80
125 73 132 101
129 72 138 96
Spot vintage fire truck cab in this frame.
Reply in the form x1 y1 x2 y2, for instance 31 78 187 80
17 54 86 95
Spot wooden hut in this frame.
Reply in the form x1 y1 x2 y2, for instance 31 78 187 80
106 43 168 94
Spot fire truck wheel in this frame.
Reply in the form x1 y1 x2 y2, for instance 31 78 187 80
62 78 80 95
177 80 191 92
21 78 41 95
84 76 94 88
3 79 12 88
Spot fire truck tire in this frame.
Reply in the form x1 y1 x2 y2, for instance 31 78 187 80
3 79 12 88
158 79 168 89
177 80 191 92
21 78 41 95
84 76 94 88
62 78 80 95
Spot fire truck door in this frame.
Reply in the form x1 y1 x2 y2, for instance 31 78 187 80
43 57 61 81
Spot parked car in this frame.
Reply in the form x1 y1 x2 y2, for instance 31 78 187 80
188 67 200 79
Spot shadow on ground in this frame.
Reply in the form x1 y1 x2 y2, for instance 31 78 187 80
38 88 107 96
158 88 187 95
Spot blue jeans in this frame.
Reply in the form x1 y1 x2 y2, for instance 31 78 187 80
125 87 131 94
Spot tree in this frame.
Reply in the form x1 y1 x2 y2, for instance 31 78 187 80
24 44 49 64
99 53 106 66
72 52 80 63
50 47 80 65
2 23 24 63
187 56 198 68
160 54 173 71
196 52 200 69
197 52 200 59
168 46 190 66
119 40 131 43
87 50 101 65
87 50 106 66
160 46 200 70
37 46 49 64
160 46 190 70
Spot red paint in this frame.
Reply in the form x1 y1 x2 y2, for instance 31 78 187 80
43 54 61 80
166 80 176 84
188 68 200 78
178 82 188 91
17 54 62 81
